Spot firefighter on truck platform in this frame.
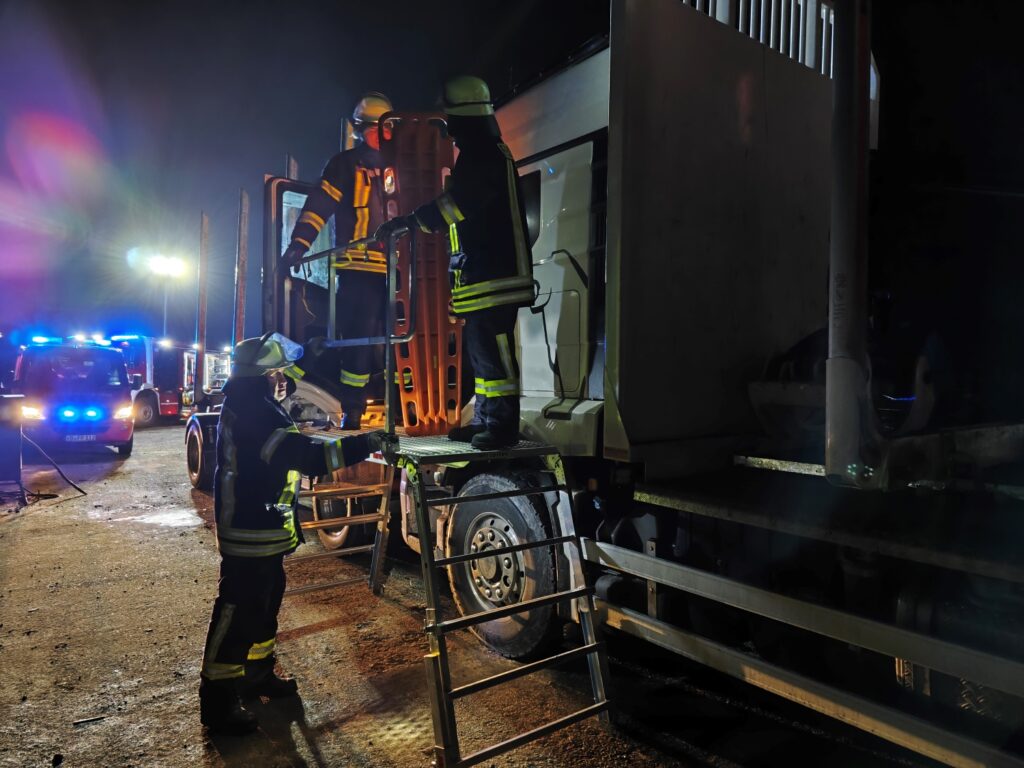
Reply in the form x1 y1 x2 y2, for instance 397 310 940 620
282 92 393 430
199 332 394 733
376 76 533 449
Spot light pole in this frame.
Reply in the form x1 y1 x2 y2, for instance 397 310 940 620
147 255 187 336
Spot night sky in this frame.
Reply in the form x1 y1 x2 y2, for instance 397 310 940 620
0 0 608 348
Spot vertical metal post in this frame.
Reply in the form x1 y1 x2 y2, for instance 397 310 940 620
384 232 398 437
826 0 877 487
411 468 460 763
646 539 660 618
716 0 735 25
285 154 299 181
740 0 750 33
760 0 769 42
327 260 337 340
770 0 780 50
368 463 394 595
232 188 249 349
193 213 209 410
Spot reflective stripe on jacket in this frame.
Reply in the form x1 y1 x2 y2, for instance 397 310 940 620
214 377 373 557
412 128 533 314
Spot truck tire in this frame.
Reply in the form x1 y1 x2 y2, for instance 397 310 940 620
312 496 372 550
445 473 560 660
186 422 213 491
135 392 158 428
117 436 133 457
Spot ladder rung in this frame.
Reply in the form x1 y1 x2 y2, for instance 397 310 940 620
299 483 388 499
427 485 566 507
432 587 591 634
284 576 366 596
299 511 385 531
434 535 576 568
287 544 375 563
455 701 610 768
449 642 603 700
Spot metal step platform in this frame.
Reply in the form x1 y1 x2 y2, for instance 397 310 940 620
396 435 611 768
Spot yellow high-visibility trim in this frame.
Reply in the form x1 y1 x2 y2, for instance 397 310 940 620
203 603 236 674
321 178 343 202
451 275 533 300
437 192 465 226
217 525 294 542
247 638 275 661
448 221 460 253
339 369 370 388
324 438 347 472
217 537 298 557
283 364 304 381
299 211 326 231
414 212 432 233
474 377 519 398
500 142 533 280
451 288 535 314
201 661 245 681
496 333 515 380
295 237 312 249
260 425 300 464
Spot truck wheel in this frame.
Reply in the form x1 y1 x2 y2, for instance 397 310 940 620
135 393 158 428
445 473 560 660
312 496 371 550
117 436 134 457
186 422 213 490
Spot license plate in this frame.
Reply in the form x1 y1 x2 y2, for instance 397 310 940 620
65 434 96 442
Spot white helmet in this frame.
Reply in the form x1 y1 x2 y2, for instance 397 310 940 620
352 92 393 130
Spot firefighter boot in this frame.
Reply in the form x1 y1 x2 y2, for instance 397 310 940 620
240 656 299 699
470 429 518 450
448 424 486 443
199 679 258 733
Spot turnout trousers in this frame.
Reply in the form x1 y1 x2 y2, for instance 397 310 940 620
464 304 521 435
337 270 386 420
200 554 287 682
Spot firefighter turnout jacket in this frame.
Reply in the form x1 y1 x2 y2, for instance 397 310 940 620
411 125 534 314
289 142 386 273
214 377 373 558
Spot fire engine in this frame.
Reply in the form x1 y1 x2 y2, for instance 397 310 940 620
112 335 230 425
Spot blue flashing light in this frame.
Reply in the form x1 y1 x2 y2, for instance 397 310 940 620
30 336 63 345
110 335 141 341
60 407 77 420
84 407 101 420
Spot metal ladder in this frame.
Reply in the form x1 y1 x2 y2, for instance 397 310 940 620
397 436 611 768
283 459 394 597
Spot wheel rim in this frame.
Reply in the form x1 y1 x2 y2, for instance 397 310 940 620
313 496 351 549
139 402 154 423
462 510 524 607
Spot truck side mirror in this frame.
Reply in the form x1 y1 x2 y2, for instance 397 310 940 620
131 374 143 389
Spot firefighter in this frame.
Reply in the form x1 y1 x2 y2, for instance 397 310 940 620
375 76 532 449
199 332 394 733
282 92 393 429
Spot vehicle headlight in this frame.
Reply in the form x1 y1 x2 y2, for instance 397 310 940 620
114 405 133 420
21 405 45 421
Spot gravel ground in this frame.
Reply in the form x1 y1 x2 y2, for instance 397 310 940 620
0 426 934 768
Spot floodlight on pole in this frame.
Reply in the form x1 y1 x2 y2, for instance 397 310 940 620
147 255 188 336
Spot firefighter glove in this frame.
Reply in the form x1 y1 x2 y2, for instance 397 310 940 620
373 215 413 245
366 430 399 458
282 241 308 270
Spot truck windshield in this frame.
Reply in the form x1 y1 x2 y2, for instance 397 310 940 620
21 347 129 394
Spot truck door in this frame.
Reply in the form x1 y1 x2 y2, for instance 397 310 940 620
263 177 335 341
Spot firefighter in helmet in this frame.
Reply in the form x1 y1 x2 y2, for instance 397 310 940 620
282 92 393 429
199 332 394 733
376 76 532 449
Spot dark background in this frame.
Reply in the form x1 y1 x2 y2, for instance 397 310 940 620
0 0 608 347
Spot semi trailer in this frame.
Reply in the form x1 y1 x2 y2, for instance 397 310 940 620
189 1 1024 764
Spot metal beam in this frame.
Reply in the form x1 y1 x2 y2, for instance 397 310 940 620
634 484 1024 584
597 602 1024 768
584 540 1024 698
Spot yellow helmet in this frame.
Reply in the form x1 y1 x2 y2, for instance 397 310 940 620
443 76 494 117
231 332 304 379
352 92 393 128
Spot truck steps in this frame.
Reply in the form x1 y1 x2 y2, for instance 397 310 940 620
395 435 611 768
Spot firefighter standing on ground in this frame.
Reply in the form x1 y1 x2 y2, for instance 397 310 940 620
283 92 393 429
199 332 393 733
375 76 533 449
